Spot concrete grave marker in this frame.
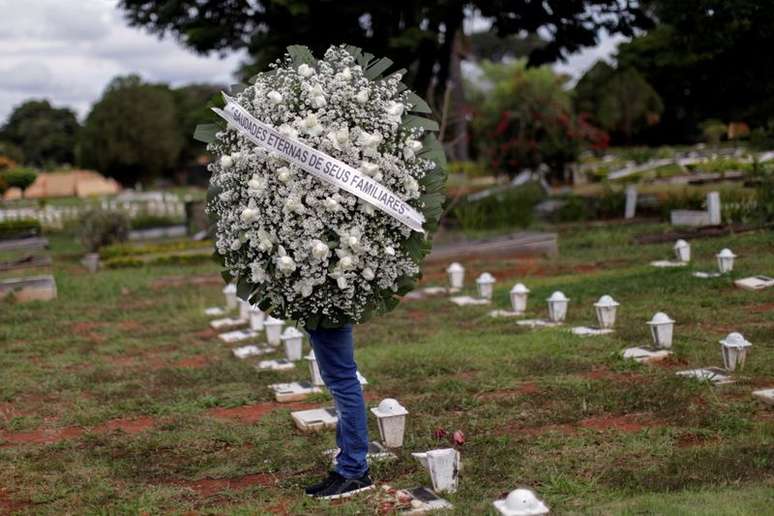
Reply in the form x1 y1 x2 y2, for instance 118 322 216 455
223 283 238 310
493 488 550 516
291 406 338 432
476 272 496 300
204 307 226 317
446 262 465 290
210 317 246 330
752 389 774 406
219 329 261 343
401 486 454 513
624 185 638 219
735 275 774 291
264 317 284 346
674 239 691 262
647 312 675 348
509 283 530 314
371 398 408 448
693 271 721 278
676 367 734 385
650 260 687 268
232 344 270 359
719 332 751 371
707 191 721 225
238 299 251 321
270 381 322 402
546 291 569 323
255 358 295 371
249 306 265 331
516 319 561 329
412 448 460 494
281 326 304 361
622 346 673 363
716 248 736 273
450 295 490 306
572 326 614 337
489 309 525 318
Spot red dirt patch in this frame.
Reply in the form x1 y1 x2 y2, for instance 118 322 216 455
118 320 143 332
0 488 31 513
1 425 84 445
176 355 210 369
676 432 718 448
193 328 218 341
94 416 155 435
206 401 317 424
174 473 275 497
749 303 774 314
580 367 649 384
578 414 660 433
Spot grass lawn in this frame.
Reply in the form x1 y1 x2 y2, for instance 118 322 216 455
1 224 772 514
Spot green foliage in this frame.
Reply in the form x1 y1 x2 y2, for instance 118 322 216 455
103 252 212 269
173 84 222 166
447 160 489 179
471 60 608 181
701 119 727 146
575 62 663 143
752 161 774 223
79 75 183 185
0 100 79 166
0 218 41 240
78 209 130 253
99 240 211 260
1 167 37 191
129 214 183 230
453 182 545 231
0 141 24 164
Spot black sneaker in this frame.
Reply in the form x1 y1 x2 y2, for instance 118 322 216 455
304 471 340 496
312 471 374 500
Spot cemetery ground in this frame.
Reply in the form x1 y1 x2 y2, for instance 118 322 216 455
1 224 772 514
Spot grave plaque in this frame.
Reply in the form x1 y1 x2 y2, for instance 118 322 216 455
735 275 774 291
676 368 734 385
291 407 338 432
219 329 261 343
255 358 295 371
752 388 774 406
270 381 322 402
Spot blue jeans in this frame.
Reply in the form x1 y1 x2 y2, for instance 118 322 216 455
306 324 369 479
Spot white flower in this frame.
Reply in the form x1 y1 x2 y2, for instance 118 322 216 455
298 63 315 77
362 267 375 281
267 90 283 104
323 197 340 211
384 246 395 256
277 166 292 183
336 276 348 289
230 239 242 250
311 240 330 260
404 139 423 160
312 96 327 108
339 256 354 269
285 195 305 213
355 89 369 103
347 235 359 248
247 175 266 195
250 263 267 283
240 200 260 223
386 101 404 122
277 255 296 273
327 126 350 150
220 155 234 169
308 84 326 108
257 230 273 251
336 67 352 82
360 161 379 177
404 176 419 195
278 124 299 139
356 130 382 155
302 113 323 137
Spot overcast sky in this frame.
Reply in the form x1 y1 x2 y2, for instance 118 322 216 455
0 0 623 123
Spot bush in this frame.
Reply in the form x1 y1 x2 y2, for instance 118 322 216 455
447 161 490 179
452 181 545 231
79 209 130 252
99 239 211 259
1 167 37 192
0 219 41 240
130 214 183 230
752 161 774 223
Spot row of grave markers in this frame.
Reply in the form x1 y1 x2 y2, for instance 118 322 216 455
441 260 771 396
205 287 540 513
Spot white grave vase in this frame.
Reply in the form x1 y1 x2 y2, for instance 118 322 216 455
282 327 304 361
249 307 265 331
264 317 284 346
447 263 465 289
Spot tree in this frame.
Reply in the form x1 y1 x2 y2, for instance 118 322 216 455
574 61 663 143
172 83 222 167
118 0 652 101
1 168 38 197
617 0 774 142
471 60 608 181
79 75 183 186
1 100 79 166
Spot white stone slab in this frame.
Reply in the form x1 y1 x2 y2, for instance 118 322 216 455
676 367 734 385
735 275 774 291
622 347 673 363
219 329 262 343
752 388 774 406
232 345 273 359
571 326 614 336
209 317 247 330
693 271 722 278
291 406 338 432
422 286 448 296
256 358 295 371
204 307 226 316
399 486 454 514
516 319 561 328
650 260 687 268
489 309 523 318
450 296 490 306
357 371 368 387
270 381 322 402
325 441 397 464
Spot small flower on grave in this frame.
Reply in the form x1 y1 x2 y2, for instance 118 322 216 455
451 429 465 446
433 427 447 440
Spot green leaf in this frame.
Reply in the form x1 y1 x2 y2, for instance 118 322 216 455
406 91 432 113
286 45 317 66
402 115 440 132
193 124 219 143
236 275 255 301
229 83 247 94
220 269 233 283
364 57 393 79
